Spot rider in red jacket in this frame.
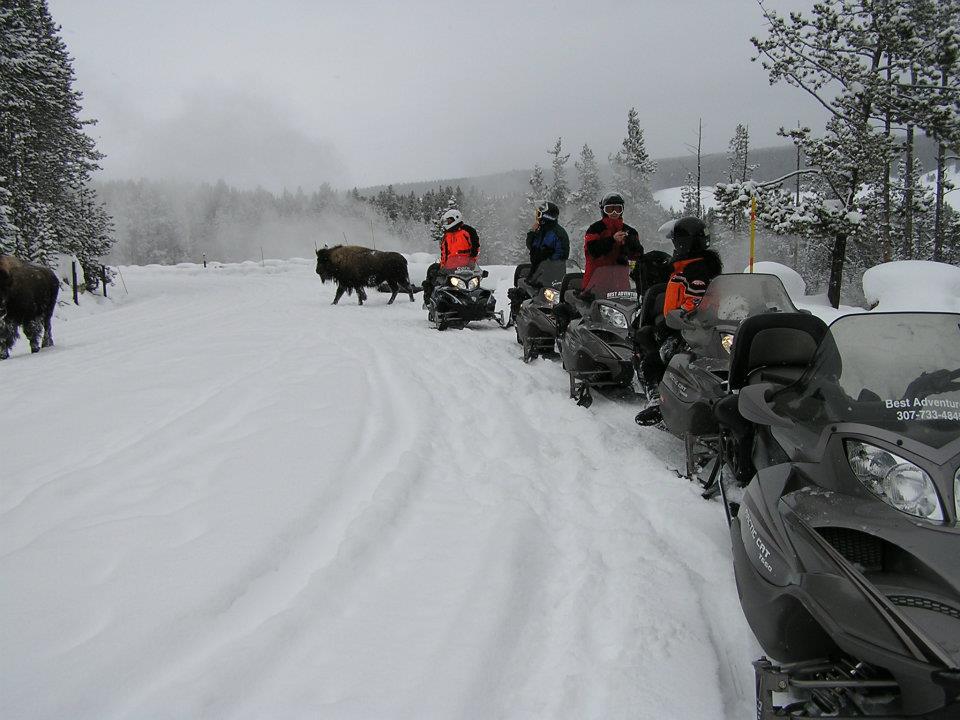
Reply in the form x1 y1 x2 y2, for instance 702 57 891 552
582 192 642 289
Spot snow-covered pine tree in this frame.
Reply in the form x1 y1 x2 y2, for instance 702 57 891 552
610 108 657 213
546 137 570 209
569 143 603 261
892 156 936 260
526 165 546 206
718 124 757 233
749 1 927 306
680 172 700 219
0 0 114 267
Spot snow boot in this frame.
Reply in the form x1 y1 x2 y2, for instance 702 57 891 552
635 404 662 426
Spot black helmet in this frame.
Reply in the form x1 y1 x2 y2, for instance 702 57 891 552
535 200 559 221
669 216 709 259
599 192 625 214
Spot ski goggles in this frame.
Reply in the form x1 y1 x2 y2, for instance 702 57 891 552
535 201 554 219
603 204 624 216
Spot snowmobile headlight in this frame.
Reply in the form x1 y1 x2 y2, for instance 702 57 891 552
720 332 735 354
846 441 943 522
467 277 480 290
449 276 467 290
542 288 558 304
599 305 628 329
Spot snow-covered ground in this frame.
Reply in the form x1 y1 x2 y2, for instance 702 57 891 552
1 259 759 719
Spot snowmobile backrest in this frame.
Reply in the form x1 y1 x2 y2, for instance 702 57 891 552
638 282 667 329
729 312 828 391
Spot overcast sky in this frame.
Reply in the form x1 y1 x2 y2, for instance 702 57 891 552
49 0 827 191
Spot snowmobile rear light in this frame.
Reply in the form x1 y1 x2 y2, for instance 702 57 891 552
720 332 734 354
449 276 467 290
467 277 480 290
599 305 628 329
846 441 943 523
542 288 558 304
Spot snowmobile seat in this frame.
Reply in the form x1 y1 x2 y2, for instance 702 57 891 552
728 312 828 391
637 282 667 329
559 272 583 304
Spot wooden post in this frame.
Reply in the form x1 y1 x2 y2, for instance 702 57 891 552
71 261 79 305
749 196 757 273
101 265 108 298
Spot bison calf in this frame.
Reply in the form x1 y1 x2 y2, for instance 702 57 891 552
0 255 60 359
315 245 416 305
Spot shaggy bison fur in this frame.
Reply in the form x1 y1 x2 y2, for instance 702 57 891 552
315 245 416 305
0 255 60 359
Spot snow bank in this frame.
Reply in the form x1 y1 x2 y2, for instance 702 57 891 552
741 262 806 301
863 260 960 312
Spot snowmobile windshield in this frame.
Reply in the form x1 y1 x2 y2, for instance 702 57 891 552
772 312 960 448
689 274 797 329
529 259 569 288
584 265 634 299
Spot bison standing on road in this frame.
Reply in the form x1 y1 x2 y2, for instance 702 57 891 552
315 245 417 305
0 255 60 359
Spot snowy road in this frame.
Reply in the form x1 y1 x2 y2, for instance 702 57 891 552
1 259 758 719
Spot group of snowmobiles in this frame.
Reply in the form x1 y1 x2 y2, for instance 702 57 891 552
420 224 960 718
503 251 960 718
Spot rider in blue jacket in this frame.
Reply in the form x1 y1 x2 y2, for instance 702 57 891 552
526 200 570 274
508 200 571 320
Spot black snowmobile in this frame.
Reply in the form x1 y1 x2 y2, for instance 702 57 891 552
510 259 573 362
718 311 960 719
653 273 799 478
557 265 640 408
426 264 505 330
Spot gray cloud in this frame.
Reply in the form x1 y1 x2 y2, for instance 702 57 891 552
53 0 828 188
100 89 348 190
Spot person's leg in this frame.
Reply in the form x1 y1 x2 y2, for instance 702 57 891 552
422 263 440 305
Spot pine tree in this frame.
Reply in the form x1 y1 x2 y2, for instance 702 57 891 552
748 1 941 305
0 0 114 268
720 124 757 233
546 137 570 208
526 165 546 205
570 144 603 257
610 107 657 211
680 172 700 218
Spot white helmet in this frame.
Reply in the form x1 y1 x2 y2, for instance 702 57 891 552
441 209 463 229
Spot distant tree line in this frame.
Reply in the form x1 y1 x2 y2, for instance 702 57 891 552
0 0 113 287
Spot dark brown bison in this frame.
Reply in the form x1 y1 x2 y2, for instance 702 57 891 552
0 255 59 359
315 245 417 305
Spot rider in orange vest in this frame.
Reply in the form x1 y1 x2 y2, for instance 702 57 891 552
440 209 479 269
422 209 480 304
635 217 723 426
